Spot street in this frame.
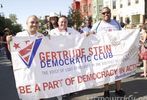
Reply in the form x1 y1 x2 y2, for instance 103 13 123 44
0 53 147 100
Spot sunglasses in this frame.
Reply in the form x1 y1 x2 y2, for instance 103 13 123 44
102 11 110 15
29 21 39 24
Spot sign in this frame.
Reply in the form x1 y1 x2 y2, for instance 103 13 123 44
10 29 140 100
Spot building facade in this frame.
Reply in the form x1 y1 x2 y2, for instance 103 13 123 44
71 0 147 25
103 0 146 25
92 0 103 23
79 0 92 18
72 0 92 19
72 0 80 10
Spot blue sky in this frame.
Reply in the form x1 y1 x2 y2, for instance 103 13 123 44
1 0 73 28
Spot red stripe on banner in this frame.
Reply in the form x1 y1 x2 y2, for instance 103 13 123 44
24 55 29 62
19 42 34 56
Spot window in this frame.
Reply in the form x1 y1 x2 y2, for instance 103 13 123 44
99 5 103 12
120 4 123 8
125 17 130 24
93 6 96 14
135 0 139 4
113 16 116 20
83 5 88 13
89 4 91 12
128 0 131 6
120 0 123 8
113 0 116 9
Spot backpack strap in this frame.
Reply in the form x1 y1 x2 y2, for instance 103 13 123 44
95 20 101 33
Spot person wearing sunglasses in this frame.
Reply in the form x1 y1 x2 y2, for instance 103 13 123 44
90 7 125 97
91 7 121 33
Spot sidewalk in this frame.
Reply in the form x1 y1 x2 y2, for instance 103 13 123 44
0 53 19 100
0 54 147 100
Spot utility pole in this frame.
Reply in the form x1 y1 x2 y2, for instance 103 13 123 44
145 0 147 23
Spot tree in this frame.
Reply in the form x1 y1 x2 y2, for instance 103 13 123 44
4 18 13 29
12 24 22 35
0 16 5 36
9 14 17 24
67 7 83 29
38 17 46 33
0 15 22 36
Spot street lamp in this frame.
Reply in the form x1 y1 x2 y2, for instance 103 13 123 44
0 4 3 8
0 4 4 16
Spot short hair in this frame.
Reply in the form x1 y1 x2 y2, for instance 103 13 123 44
58 15 68 23
101 7 111 12
26 15 38 24
4 28 10 32
59 15 67 19
3 28 12 35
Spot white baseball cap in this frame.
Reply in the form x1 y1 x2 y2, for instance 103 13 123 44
49 12 58 17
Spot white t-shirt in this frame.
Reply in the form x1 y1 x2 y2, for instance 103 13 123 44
81 27 91 33
91 19 121 33
16 31 44 38
49 27 80 36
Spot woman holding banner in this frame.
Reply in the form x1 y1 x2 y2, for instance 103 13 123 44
140 23 147 77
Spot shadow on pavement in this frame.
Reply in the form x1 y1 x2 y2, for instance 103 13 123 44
123 77 147 99
0 55 19 100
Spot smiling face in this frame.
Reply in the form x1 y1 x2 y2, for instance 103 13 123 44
58 16 68 31
26 15 39 35
101 7 111 22
50 17 58 25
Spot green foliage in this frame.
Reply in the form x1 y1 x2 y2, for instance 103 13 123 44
9 14 17 24
0 14 22 36
4 18 13 29
67 7 83 29
38 18 46 33
0 16 5 35
12 24 22 35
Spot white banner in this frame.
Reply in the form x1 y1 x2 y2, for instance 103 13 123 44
10 29 140 100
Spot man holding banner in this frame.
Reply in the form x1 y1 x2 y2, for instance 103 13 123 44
7 15 44 46
49 15 80 36
49 15 81 100
6 15 44 100
90 7 125 97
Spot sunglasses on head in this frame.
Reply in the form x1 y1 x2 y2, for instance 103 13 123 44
102 11 110 15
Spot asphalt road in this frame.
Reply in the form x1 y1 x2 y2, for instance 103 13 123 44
0 53 147 100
